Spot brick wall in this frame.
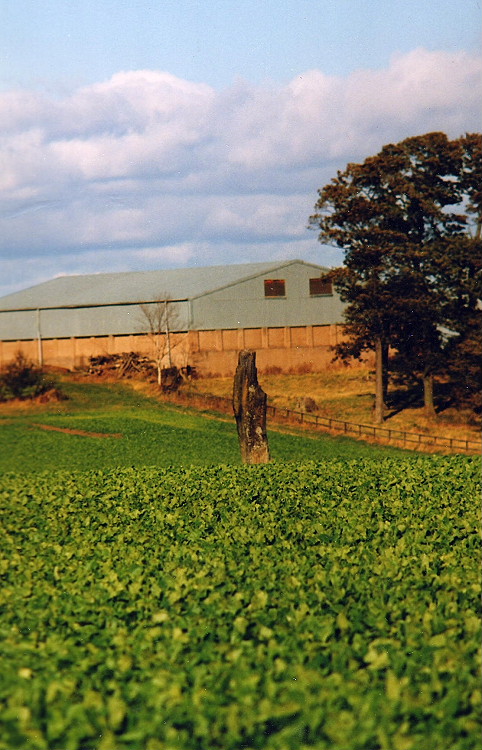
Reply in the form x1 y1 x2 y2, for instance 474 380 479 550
0 324 362 376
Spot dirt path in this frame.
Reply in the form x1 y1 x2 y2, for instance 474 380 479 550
31 423 123 439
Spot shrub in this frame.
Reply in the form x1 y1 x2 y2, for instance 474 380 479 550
0 352 59 401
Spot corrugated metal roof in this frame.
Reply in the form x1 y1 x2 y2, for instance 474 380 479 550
0 260 327 311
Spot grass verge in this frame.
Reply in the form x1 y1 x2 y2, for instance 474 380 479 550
0 378 409 474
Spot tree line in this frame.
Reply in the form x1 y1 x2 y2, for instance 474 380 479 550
309 131 481 422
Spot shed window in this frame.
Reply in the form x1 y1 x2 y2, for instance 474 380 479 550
309 278 333 296
264 279 286 297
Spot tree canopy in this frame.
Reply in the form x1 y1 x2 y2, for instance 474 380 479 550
309 131 482 419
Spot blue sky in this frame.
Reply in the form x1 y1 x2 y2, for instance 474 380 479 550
2 0 480 90
0 0 480 295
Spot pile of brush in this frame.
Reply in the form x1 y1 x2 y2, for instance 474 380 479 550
87 352 156 378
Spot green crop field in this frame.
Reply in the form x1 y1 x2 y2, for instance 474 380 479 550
0 382 479 748
0 456 480 750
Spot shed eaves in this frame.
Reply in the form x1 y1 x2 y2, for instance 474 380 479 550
0 261 315 312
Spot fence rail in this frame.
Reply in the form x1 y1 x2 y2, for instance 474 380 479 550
165 390 482 455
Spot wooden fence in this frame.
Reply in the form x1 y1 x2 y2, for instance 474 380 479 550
165 390 482 455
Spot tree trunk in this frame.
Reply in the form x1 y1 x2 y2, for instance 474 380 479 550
423 372 436 417
233 350 270 464
382 340 389 406
374 336 386 424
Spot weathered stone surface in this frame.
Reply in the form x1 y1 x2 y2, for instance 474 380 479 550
233 350 270 464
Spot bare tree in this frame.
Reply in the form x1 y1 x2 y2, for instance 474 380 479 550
138 297 181 386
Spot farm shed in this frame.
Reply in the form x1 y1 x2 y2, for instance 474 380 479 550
0 260 347 375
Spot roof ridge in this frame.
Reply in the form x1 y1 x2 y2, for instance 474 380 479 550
0 259 330 310
189 259 311 299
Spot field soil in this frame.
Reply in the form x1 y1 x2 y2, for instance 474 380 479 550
31 422 123 438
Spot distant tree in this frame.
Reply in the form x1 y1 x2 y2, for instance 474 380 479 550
309 131 481 421
459 132 482 240
138 298 181 386
445 310 482 414
317 265 392 423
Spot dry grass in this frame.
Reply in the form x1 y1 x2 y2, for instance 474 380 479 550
191 367 480 444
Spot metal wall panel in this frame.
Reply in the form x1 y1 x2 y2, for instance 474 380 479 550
0 302 190 340
191 262 345 330
0 261 345 340
0 310 38 341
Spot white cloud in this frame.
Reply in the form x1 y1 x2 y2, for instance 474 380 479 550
0 49 480 294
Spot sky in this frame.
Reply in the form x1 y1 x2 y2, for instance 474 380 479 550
0 0 481 297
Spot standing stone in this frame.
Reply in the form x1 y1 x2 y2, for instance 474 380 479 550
233 350 270 464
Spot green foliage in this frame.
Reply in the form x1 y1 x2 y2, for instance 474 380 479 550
0 457 479 749
0 353 58 402
309 131 482 415
446 312 482 413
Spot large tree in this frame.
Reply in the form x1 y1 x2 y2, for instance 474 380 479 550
309 131 481 421
445 309 482 414
459 132 482 240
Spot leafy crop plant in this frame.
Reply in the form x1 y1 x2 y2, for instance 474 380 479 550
0 457 479 749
